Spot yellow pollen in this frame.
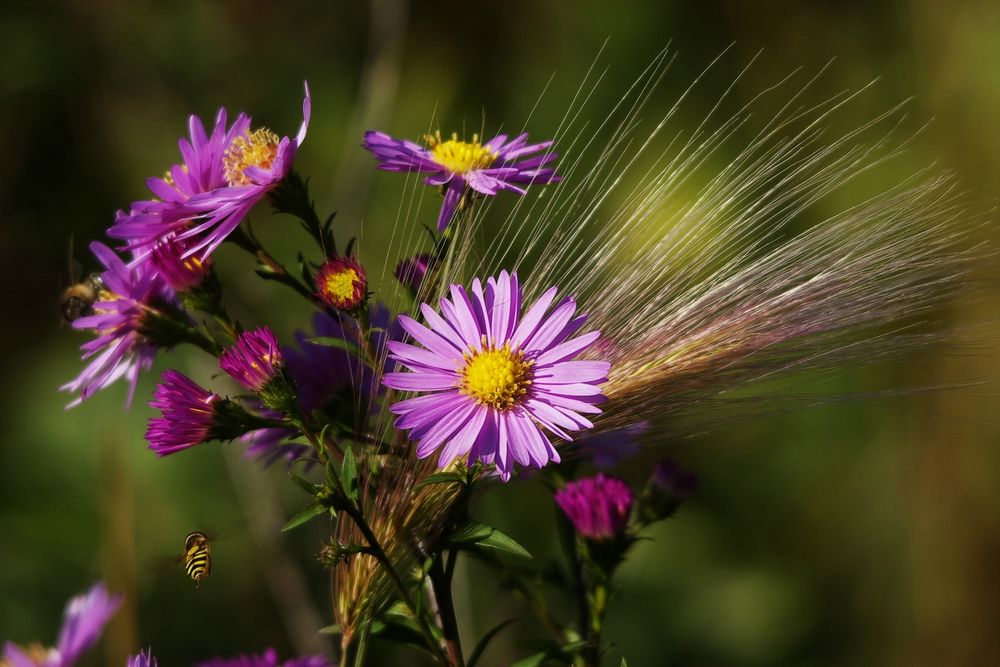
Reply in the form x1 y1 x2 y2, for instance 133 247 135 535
459 344 532 411
224 127 280 185
320 267 361 306
425 131 497 174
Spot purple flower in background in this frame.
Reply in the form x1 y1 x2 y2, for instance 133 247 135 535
650 459 698 499
127 648 157 667
363 130 560 231
146 370 221 457
110 84 311 260
241 404 312 468
575 421 649 468
384 271 609 480
285 304 401 415
555 474 633 540
194 647 331 667
2 582 122 667
61 242 173 408
393 253 435 293
220 327 284 392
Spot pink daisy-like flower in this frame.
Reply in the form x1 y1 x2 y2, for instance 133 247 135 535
555 473 633 540
383 271 609 480
109 83 311 260
2 581 122 667
363 130 560 231
60 242 173 408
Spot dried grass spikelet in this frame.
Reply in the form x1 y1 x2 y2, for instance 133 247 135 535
332 450 462 645
438 53 992 440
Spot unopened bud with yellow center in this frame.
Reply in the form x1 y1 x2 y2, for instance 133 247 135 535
316 257 367 311
426 131 498 175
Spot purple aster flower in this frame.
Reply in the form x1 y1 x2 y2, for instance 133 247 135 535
146 370 222 456
240 404 312 468
127 649 157 667
2 581 122 667
315 256 366 311
220 327 283 392
574 421 649 468
109 84 311 260
555 473 634 540
60 242 173 408
650 458 698 498
194 647 331 667
393 253 435 293
285 305 401 415
363 130 560 231
383 271 609 480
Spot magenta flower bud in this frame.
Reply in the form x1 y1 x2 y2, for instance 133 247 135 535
393 253 434 292
146 370 266 457
146 370 222 457
220 327 284 391
149 237 212 292
555 473 633 540
315 256 366 311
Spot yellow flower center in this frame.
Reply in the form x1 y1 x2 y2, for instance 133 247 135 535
320 267 362 306
426 131 497 174
460 343 532 410
224 128 280 186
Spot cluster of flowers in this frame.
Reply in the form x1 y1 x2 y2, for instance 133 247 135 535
44 65 982 665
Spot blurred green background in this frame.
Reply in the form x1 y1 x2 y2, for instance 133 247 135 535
1 0 999 665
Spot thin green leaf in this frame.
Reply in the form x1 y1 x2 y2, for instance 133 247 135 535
451 520 532 559
341 446 359 503
318 624 343 635
288 472 321 495
466 618 515 667
510 651 551 667
281 503 329 532
309 336 364 358
414 471 465 490
369 616 436 655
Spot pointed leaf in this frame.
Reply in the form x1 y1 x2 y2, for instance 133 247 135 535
281 503 330 532
309 336 364 358
341 446 359 503
451 520 532 559
319 624 343 635
289 471 321 495
414 471 465 490
466 618 515 667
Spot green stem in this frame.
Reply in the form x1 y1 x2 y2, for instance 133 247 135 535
351 618 371 667
429 553 464 667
